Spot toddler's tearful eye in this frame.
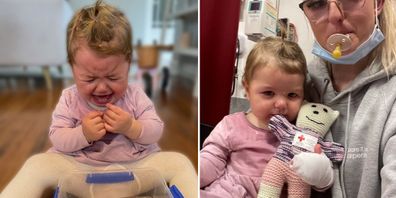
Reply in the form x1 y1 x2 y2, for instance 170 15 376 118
262 91 274 97
288 93 298 98
85 78 95 83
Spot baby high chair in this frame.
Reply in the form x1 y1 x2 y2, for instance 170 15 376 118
136 44 159 98
135 43 172 97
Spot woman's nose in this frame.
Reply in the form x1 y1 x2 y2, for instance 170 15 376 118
328 1 344 24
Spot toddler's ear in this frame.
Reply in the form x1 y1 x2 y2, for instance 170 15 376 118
242 79 248 90
242 80 250 99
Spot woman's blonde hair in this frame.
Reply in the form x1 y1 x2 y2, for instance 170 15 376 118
376 0 396 73
66 0 132 65
243 37 307 85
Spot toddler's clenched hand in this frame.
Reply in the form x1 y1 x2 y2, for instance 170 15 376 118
82 111 106 142
103 103 139 139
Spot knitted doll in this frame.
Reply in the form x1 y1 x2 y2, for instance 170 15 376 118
258 102 344 198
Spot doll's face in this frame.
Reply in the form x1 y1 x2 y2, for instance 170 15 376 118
244 65 305 129
296 103 339 136
72 43 130 108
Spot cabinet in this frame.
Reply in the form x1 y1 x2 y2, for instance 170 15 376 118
171 0 198 96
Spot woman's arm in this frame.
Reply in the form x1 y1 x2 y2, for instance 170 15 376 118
380 111 396 197
381 134 396 197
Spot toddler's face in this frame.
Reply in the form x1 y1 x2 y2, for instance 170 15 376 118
72 44 129 108
244 66 304 129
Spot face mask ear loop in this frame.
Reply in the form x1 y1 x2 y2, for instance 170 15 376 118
375 0 380 29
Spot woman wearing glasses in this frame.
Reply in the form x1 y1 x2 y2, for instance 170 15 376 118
295 0 396 197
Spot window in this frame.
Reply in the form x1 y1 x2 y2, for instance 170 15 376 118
152 0 174 28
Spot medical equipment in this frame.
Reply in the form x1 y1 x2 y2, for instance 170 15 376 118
244 0 278 37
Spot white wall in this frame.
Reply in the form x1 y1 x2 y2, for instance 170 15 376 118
0 0 175 78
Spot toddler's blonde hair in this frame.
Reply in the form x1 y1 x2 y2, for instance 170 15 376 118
67 0 132 65
243 37 307 85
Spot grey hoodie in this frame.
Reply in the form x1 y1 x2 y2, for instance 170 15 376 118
306 58 396 198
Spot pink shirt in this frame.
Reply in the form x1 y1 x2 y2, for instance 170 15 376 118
200 112 279 198
48 84 163 166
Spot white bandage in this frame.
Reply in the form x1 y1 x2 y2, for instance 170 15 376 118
291 152 334 189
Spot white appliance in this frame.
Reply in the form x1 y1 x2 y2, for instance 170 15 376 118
244 0 278 37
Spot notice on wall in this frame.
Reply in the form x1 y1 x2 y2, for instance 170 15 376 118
262 2 278 37
266 0 278 8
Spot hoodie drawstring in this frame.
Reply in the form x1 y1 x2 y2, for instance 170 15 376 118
340 92 351 198
320 78 350 198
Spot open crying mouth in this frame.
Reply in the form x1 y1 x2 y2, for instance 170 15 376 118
92 94 113 106
88 94 113 111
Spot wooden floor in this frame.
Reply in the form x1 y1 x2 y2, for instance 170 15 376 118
0 76 197 192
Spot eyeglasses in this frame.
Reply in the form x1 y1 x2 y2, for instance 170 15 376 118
299 0 366 22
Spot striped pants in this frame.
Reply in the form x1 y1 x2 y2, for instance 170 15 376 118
258 157 310 198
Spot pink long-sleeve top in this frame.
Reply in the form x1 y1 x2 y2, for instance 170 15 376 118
48 84 163 166
200 112 279 198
